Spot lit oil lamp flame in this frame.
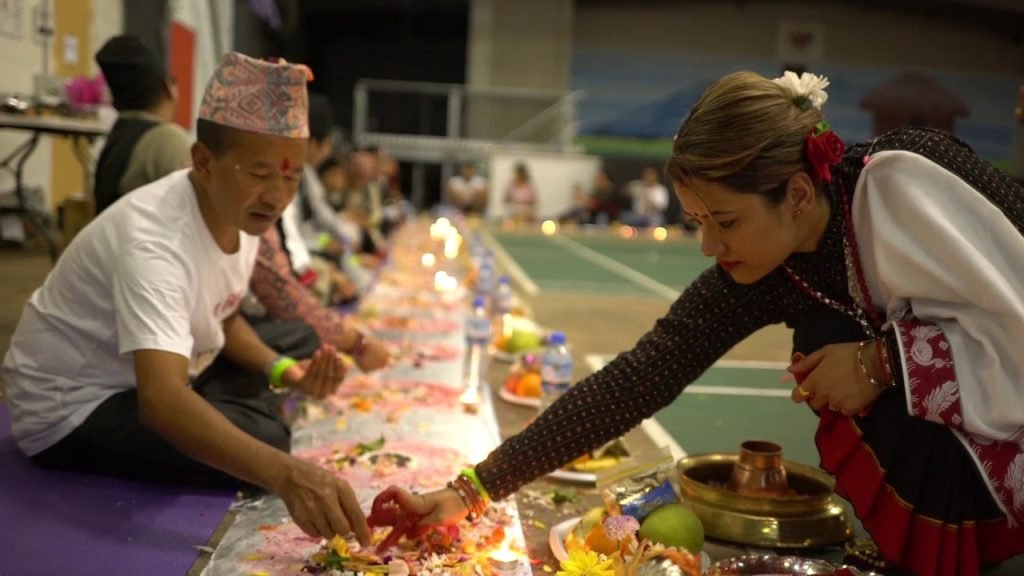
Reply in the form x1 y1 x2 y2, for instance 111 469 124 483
487 543 521 575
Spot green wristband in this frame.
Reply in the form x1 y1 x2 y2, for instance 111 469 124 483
318 232 332 250
269 356 298 389
460 467 490 501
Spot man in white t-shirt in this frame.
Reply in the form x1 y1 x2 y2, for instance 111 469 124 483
446 163 488 213
1 52 370 545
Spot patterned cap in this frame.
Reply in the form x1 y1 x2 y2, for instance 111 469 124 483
199 52 313 138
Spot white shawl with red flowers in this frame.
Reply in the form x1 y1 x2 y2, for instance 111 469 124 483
852 150 1024 521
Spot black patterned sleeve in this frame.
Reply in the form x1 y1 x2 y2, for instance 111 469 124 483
475 265 794 500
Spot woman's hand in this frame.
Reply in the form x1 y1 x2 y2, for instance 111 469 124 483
788 341 883 416
367 486 468 551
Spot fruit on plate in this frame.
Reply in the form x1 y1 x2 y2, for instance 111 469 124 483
505 328 543 353
576 507 607 539
503 354 543 397
583 522 620 555
515 373 542 397
565 507 607 554
494 315 545 353
637 503 704 554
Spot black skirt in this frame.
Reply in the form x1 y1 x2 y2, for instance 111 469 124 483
791 305 1024 576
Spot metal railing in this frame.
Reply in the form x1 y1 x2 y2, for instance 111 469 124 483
352 78 583 160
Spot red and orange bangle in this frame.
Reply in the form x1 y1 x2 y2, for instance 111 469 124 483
447 469 490 521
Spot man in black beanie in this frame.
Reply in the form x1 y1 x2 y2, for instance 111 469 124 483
93 34 192 213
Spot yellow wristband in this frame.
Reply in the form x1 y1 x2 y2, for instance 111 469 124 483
460 467 490 501
269 356 298 389
318 233 332 250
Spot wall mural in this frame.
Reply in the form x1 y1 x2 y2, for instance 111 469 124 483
572 46 1018 167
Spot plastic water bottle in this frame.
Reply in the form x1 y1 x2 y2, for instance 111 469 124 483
469 239 487 269
538 332 573 413
476 259 495 300
465 296 491 386
492 275 513 317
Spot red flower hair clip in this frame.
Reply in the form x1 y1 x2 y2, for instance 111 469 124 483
805 121 846 184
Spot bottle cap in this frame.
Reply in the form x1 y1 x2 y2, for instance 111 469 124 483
549 331 566 345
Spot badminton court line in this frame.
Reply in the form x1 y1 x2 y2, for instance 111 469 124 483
550 235 679 301
583 355 791 398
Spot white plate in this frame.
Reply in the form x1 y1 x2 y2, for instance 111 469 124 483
546 468 597 484
498 386 541 408
549 517 711 573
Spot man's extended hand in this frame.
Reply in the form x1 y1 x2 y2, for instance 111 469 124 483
282 344 347 399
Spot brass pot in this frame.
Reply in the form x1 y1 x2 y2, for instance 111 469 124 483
677 453 852 548
728 440 788 497
678 453 833 517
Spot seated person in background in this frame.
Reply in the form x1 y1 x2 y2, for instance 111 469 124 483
93 34 192 214
318 156 376 262
377 154 411 236
503 162 538 224
381 187 411 237
447 163 488 214
279 93 371 294
589 167 623 225
341 151 387 266
378 150 402 196
2 52 369 544
623 166 670 227
246 225 390 372
557 183 593 225
319 155 348 211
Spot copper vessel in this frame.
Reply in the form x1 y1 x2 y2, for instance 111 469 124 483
728 440 788 497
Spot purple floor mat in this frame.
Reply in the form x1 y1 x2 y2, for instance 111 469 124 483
0 405 236 576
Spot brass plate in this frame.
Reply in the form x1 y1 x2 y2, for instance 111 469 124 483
686 495 853 549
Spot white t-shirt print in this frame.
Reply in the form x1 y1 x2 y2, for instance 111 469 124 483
2 169 259 456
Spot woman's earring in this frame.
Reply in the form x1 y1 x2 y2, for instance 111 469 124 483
795 209 803 217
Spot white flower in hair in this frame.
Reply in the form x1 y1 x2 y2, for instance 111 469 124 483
773 70 830 110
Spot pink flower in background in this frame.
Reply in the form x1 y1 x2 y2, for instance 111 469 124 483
65 75 107 109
